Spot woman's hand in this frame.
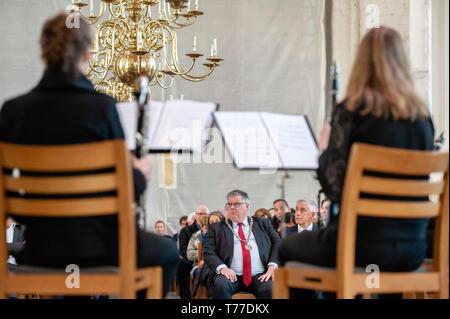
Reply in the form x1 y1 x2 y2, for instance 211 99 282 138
319 122 331 152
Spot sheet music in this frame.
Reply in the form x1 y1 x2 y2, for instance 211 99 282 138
213 112 282 169
117 100 216 152
149 100 217 152
116 101 137 150
260 112 319 169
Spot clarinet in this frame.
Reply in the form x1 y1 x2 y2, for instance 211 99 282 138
133 75 150 159
133 76 150 229
330 61 340 116
317 189 323 229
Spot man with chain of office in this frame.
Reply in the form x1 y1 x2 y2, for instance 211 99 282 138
203 190 281 299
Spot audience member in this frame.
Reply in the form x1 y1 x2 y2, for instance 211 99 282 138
319 198 329 228
187 214 209 278
294 200 318 233
280 212 297 238
271 199 291 236
154 220 172 239
187 212 196 226
0 13 179 298
268 208 276 219
203 190 281 299
280 27 435 298
253 208 271 219
177 205 209 299
6 217 25 271
172 215 188 244
207 211 225 226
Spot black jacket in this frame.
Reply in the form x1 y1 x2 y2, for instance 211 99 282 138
201 216 280 289
178 222 200 262
7 224 26 264
0 70 142 267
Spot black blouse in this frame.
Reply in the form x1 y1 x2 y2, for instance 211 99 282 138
316 101 435 241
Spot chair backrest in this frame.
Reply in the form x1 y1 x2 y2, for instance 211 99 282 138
0 140 136 290
337 143 449 294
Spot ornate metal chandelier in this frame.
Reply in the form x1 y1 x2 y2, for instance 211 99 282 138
70 0 223 102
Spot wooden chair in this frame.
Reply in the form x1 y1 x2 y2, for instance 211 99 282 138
273 143 449 299
0 140 162 299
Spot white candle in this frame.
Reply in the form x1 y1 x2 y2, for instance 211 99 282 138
210 44 214 57
180 94 184 101
187 0 191 11
90 0 93 16
195 0 199 9
192 35 197 52
158 0 162 17
170 94 173 101
213 38 217 55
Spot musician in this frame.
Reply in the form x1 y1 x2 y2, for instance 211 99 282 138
203 190 281 299
280 27 435 277
0 12 178 297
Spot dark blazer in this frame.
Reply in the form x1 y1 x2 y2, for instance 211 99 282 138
284 223 318 238
0 70 140 267
178 222 199 262
203 216 280 285
7 224 26 264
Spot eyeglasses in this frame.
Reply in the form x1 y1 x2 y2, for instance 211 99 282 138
225 202 246 209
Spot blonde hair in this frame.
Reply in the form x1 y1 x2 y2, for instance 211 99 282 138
345 26 429 121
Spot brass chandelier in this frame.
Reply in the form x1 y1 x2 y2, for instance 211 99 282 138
70 0 223 102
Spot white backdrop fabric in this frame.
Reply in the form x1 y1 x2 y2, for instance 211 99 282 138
0 0 327 235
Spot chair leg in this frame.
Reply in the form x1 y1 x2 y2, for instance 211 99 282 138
272 269 289 299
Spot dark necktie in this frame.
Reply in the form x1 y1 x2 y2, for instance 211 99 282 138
238 222 251 286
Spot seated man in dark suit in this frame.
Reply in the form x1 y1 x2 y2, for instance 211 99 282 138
203 190 281 299
285 199 319 237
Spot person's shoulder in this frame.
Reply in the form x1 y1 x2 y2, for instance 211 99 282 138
1 91 35 111
252 216 271 227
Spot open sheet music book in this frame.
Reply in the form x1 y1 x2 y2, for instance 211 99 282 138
116 100 218 153
213 112 319 170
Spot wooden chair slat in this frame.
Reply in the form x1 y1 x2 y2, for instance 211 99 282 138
356 199 440 218
360 176 445 197
5 197 119 217
0 141 118 171
4 174 117 194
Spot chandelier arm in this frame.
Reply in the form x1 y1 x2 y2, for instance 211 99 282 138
170 15 198 28
178 71 214 82
92 70 110 86
87 49 114 75
156 73 175 89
